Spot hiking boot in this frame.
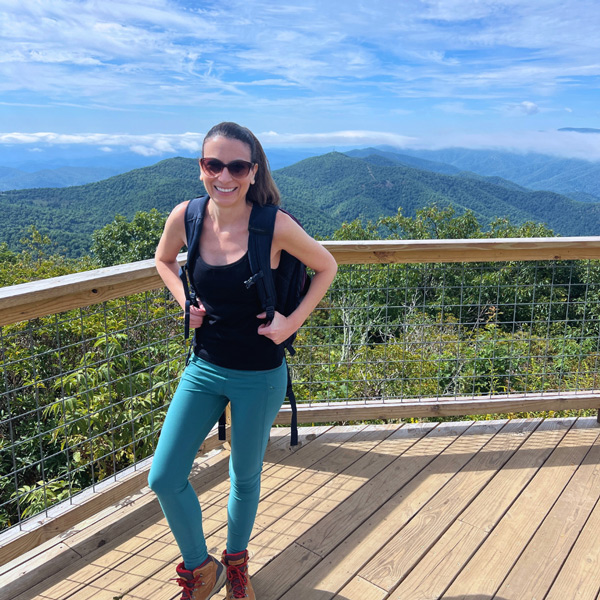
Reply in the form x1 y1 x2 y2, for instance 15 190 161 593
173 556 226 600
221 550 255 599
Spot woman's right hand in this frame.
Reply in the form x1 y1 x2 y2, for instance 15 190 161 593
189 303 207 328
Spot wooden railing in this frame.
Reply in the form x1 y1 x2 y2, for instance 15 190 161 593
5 237 600 327
3 236 600 565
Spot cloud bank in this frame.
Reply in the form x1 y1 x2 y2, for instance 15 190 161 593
2 128 600 161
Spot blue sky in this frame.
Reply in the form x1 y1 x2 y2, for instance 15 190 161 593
1 0 600 160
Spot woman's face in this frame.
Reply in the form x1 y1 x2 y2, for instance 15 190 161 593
200 135 258 208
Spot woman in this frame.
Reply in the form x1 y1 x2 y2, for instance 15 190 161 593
149 122 337 600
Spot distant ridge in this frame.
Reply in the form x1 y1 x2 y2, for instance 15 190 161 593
345 147 461 175
0 166 120 191
558 128 600 134
374 146 600 203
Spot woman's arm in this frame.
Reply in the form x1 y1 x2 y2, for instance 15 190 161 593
155 201 206 328
257 210 338 345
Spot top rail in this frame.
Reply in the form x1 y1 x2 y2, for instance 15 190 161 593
2 237 600 327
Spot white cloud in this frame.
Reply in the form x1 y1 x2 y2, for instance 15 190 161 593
0 130 417 153
420 0 503 22
0 131 201 156
259 130 418 147
232 79 300 88
409 129 600 161
518 101 540 115
129 144 164 156
0 0 233 104
1 0 594 107
408 50 460 66
501 101 541 116
179 139 203 153
435 102 484 115
27 50 104 66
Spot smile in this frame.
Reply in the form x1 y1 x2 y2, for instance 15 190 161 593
215 186 236 192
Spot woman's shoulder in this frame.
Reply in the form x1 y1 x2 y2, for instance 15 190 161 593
174 199 191 214
273 206 301 234
272 206 314 254
160 200 190 243
166 200 190 224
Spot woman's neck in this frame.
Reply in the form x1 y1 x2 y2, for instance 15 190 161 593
207 198 252 233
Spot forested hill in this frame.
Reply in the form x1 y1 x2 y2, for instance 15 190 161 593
274 152 600 237
377 147 600 203
2 152 600 257
0 158 203 256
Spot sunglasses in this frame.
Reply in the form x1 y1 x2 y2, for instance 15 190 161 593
200 158 255 178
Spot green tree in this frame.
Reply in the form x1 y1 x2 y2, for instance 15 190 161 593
0 226 93 286
91 209 168 267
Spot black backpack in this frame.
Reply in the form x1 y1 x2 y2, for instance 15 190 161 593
178 194 310 446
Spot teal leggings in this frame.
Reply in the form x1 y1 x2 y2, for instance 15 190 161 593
148 354 287 570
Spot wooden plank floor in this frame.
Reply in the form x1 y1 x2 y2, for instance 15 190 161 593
5 417 600 600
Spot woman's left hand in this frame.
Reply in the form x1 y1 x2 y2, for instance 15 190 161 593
256 311 297 345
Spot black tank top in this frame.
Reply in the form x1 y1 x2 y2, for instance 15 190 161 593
192 251 284 370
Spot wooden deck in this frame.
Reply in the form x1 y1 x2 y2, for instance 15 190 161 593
4 417 600 600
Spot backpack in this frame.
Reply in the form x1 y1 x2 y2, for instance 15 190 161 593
178 194 310 446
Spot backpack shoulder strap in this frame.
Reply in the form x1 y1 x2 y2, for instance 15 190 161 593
245 204 298 446
181 195 231 442
247 203 278 322
179 195 209 340
247 203 300 447
184 194 209 269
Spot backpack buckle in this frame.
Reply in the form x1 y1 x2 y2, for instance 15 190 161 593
244 271 264 289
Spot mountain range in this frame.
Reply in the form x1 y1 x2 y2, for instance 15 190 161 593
1 150 600 257
0 147 332 190
2 144 598 204
276 152 600 237
0 166 120 191
367 147 600 203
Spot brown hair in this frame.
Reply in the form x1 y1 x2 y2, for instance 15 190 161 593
202 122 281 206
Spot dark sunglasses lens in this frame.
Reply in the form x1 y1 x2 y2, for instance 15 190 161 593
228 161 251 177
202 159 224 176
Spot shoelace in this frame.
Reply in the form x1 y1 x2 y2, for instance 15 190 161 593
226 564 248 598
173 574 202 600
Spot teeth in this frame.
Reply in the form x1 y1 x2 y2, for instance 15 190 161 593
215 186 235 192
